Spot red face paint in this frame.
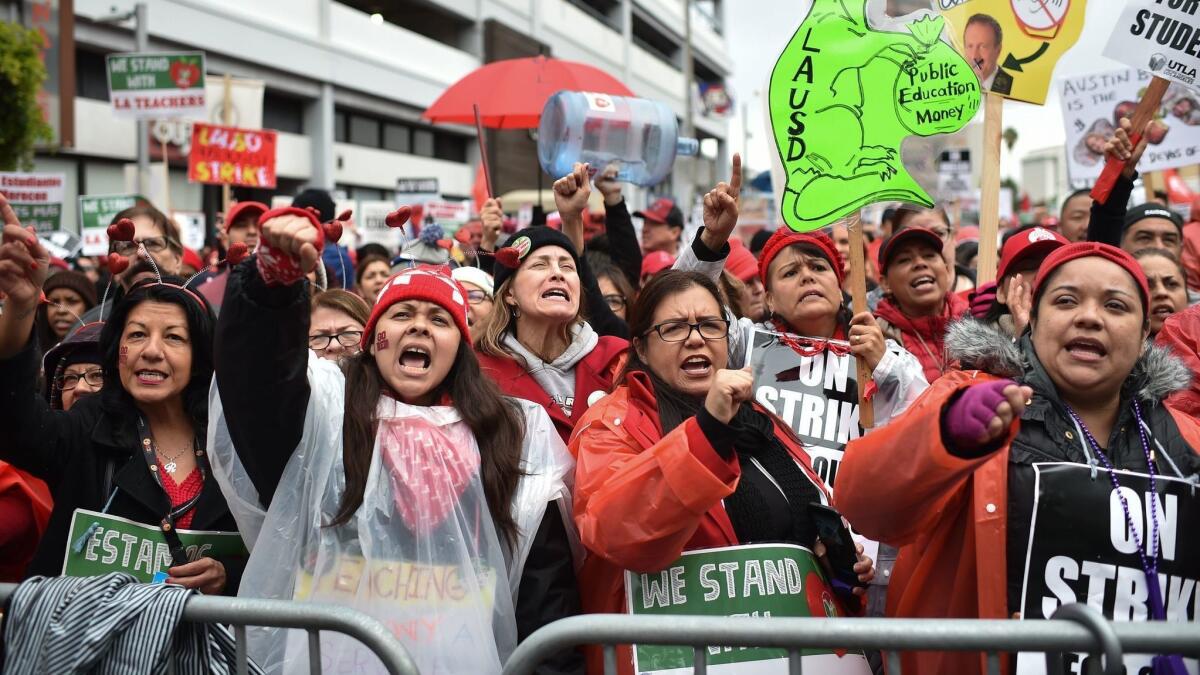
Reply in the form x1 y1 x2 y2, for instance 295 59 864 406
375 331 388 351
119 346 128 365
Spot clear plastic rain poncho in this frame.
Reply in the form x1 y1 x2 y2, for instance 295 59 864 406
207 354 577 674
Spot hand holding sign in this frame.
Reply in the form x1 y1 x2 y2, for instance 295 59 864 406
944 380 1033 450
480 198 503 252
705 367 754 425
701 153 742 251
847 311 886 372
166 556 227 595
1105 117 1150 180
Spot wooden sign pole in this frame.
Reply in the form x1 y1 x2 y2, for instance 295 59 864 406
976 92 1003 286
1092 77 1170 205
846 210 875 429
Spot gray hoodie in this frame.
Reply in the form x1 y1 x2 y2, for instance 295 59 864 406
501 322 599 418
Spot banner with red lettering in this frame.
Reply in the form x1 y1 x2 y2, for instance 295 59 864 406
187 122 277 188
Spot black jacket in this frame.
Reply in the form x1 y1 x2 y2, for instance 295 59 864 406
1087 172 1136 247
0 338 244 591
944 319 1200 613
214 261 584 674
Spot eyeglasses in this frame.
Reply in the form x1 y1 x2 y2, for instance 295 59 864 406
603 294 627 311
308 330 363 351
466 290 490 305
60 368 104 391
644 319 730 343
111 236 175 256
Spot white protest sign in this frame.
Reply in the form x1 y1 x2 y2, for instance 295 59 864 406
0 172 66 233
1060 67 1200 185
171 211 207 251
357 200 403 251
1103 2 1200 91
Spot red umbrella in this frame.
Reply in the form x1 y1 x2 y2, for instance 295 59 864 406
423 55 633 129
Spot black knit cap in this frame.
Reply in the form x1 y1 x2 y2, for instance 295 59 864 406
43 321 104 409
491 226 579 291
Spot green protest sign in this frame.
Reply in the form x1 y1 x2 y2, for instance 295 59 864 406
626 544 871 674
106 52 207 120
63 508 246 583
78 194 146 255
0 172 66 233
769 0 980 231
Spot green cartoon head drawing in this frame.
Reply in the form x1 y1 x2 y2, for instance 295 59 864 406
769 0 980 231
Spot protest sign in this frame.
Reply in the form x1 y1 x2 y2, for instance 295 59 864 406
1103 1 1200 92
1061 68 1200 185
747 329 862 487
79 194 144 256
937 148 973 198
626 544 871 674
106 52 207 120
171 210 207 251
1016 463 1200 675
937 0 1087 105
187 122 278 189
39 230 82 260
63 508 246 583
769 0 979 232
358 200 404 250
0 172 65 233
422 199 473 235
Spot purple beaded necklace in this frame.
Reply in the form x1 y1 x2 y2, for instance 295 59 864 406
1065 399 1160 591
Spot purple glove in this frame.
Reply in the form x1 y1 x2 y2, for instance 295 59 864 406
944 379 1015 450
969 281 998 319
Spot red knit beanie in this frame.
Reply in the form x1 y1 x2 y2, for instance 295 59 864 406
361 267 472 349
1032 242 1150 318
758 229 844 287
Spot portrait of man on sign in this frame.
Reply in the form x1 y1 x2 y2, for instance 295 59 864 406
964 13 1012 95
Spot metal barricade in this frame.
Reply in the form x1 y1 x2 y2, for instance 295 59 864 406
501 604 1200 675
0 583 420 675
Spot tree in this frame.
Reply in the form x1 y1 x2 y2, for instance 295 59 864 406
1002 127 1018 152
0 21 54 171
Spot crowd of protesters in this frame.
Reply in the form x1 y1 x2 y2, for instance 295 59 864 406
0 116 1198 675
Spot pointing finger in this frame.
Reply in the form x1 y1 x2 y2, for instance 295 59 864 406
730 153 742 194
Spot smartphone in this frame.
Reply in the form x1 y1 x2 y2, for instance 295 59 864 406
808 502 863 589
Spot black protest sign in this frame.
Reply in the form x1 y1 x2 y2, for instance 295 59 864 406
747 329 861 491
1016 462 1200 675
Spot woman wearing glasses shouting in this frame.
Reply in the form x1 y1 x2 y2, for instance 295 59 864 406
569 270 876 674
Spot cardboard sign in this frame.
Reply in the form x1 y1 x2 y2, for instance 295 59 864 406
1061 67 1200 185
187 122 277 188
938 148 974 197
1103 1 1200 91
938 0 1088 105
0 172 66 233
106 52 207 120
63 508 246 583
769 0 979 231
626 544 870 674
78 194 145 256
1016 463 1200 675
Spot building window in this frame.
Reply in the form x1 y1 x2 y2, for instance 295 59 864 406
434 133 467 163
337 0 475 53
383 123 410 153
263 91 305 134
334 111 347 143
76 49 110 101
565 0 621 30
631 14 679 66
412 129 434 157
349 115 380 147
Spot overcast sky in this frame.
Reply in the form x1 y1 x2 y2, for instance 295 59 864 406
726 0 1130 183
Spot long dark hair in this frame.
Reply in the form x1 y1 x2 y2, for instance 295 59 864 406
329 339 526 546
622 270 727 433
98 277 215 435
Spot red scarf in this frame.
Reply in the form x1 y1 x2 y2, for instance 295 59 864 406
874 293 968 383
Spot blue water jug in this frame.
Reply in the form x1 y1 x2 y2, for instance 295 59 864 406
538 91 700 187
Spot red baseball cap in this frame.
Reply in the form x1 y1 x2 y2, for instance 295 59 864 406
182 247 203 271
224 201 268 232
641 250 675 278
997 226 1067 281
1032 242 1150 318
634 198 684 227
877 227 943 273
724 240 758 283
